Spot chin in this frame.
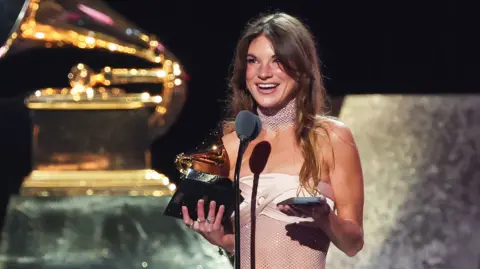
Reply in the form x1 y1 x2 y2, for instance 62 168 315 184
250 84 294 110
254 96 283 109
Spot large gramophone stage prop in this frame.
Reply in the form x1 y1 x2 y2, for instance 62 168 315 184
0 1 237 268
1 0 187 196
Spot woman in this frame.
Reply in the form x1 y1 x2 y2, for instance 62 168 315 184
182 12 364 268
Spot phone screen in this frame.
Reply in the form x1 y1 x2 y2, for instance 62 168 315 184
277 196 326 206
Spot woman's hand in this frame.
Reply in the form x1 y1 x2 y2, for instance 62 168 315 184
182 199 233 249
277 202 331 226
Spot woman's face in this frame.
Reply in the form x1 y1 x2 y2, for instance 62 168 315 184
245 35 296 110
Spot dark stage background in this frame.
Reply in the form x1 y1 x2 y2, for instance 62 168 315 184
0 1 475 266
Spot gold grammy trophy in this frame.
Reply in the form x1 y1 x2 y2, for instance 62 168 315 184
175 141 229 178
0 0 187 196
163 134 235 224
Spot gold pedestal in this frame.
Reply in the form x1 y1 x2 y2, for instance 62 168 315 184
21 88 178 197
21 169 175 196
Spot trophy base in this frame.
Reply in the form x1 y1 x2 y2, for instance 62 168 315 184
20 169 176 197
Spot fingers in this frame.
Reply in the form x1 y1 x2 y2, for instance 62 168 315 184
277 203 330 219
291 205 312 215
295 204 330 216
184 200 226 238
277 204 308 217
197 199 206 222
203 201 217 232
213 205 225 230
207 200 217 222
277 204 299 216
182 206 194 227
198 201 215 233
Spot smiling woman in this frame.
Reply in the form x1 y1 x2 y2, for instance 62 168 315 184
245 35 297 110
181 12 365 269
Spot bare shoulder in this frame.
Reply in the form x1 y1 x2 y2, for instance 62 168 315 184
316 116 356 148
221 131 239 151
315 117 360 175
221 131 240 169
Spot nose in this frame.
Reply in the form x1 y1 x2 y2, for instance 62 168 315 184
258 63 273 80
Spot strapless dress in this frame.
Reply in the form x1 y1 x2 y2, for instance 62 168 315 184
233 173 336 269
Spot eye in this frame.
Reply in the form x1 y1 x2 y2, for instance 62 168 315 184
246 57 257 64
272 58 282 67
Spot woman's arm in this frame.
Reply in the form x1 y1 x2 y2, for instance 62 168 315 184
319 121 364 257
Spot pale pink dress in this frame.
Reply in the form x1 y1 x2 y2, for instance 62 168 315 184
235 173 336 268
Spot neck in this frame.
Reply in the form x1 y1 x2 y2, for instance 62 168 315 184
257 98 296 131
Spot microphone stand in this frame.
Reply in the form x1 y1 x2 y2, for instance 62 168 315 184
233 138 249 269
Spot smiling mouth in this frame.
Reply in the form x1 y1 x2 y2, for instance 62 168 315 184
256 83 279 92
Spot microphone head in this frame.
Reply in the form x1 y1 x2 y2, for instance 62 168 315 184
235 110 262 142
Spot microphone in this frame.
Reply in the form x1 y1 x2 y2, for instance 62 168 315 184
235 110 262 142
233 110 262 269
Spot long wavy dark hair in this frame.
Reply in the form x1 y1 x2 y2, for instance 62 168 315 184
222 12 330 191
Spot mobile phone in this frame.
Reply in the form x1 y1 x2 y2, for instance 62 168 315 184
277 196 326 206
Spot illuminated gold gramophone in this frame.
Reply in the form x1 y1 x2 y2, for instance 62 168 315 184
164 135 235 223
175 140 229 177
0 0 187 196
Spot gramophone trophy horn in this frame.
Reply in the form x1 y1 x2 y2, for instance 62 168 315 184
163 135 236 225
0 0 173 63
175 143 229 176
0 0 187 197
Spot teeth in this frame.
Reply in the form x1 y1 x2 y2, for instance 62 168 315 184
257 84 278 89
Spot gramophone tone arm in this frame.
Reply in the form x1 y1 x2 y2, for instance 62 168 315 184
174 144 228 176
175 154 224 171
68 62 182 88
104 67 172 85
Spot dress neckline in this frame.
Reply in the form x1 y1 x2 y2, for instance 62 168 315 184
239 172 298 181
238 172 335 201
